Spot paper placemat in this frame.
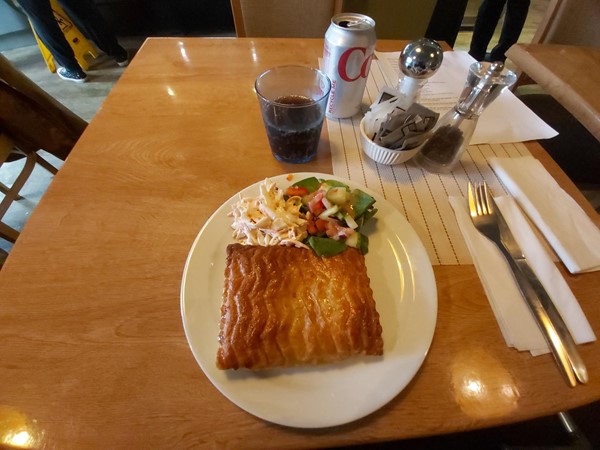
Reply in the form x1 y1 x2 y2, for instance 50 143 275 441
374 51 557 145
326 60 534 265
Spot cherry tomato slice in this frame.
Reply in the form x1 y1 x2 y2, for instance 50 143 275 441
310 200 326 216
307 220 318 235
315 219 329 233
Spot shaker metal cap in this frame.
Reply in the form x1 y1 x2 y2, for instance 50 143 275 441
399 38 444 79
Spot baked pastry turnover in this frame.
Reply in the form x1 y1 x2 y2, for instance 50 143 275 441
217 244 383 370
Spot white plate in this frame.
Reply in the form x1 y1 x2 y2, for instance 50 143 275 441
181 172 437 428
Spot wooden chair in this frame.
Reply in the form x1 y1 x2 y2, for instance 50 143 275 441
531 0 600 46
511 0 600 87
508 0 600 193
230 0 343 37
342 0 437 40
0 135 58 244
0 54 87 162
230 0 438 41
0 54 86 244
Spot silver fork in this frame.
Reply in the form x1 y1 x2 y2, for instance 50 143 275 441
468 181 588 387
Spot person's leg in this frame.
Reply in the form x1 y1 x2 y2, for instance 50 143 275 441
16 0 83 73
57 0 127 61
468 0 507 61
489 0 531 62
425 0 470 48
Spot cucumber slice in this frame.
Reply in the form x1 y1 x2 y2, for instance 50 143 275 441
345 232 359 248
345 232 369 254
308 236 347 257
325 187 350 205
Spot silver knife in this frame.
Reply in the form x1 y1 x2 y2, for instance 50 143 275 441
486 193 588 387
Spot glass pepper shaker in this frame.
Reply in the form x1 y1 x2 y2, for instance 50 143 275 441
415 61 517 173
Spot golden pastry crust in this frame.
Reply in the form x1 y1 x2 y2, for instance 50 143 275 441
217 244 383 370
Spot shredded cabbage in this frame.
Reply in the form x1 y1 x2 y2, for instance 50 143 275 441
230 179 309 248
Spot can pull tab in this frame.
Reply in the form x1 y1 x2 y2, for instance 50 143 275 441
337 18 372 28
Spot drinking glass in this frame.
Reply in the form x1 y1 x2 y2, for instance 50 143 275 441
255 66 331 163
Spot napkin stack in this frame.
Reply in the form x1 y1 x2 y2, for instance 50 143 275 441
490 156 600 273
450 154 600 355
449 193 596 355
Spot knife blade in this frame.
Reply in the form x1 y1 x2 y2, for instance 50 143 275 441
488 194 588 386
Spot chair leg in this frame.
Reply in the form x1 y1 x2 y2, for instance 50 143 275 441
0 145 61 245
0 152 36 218
0 221 19 243
34 152 59 174
0 247 8 267
1 181 23 197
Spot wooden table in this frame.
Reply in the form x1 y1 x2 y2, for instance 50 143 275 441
1 38 599 449
506 43 600 142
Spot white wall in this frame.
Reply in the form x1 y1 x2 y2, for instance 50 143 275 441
0 0 36 51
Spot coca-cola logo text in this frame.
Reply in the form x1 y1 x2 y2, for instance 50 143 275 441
337 47 373 82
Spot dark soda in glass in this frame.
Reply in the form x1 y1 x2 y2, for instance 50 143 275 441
262 95 325 163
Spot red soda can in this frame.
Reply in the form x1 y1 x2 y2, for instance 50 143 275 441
322 13 376 119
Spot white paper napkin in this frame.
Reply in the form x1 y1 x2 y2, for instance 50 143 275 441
449 194 596 355
490 156 600 273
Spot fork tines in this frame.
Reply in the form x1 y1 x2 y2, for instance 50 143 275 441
468 181 494 217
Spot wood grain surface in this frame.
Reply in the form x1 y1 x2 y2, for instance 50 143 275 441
0 38 598 450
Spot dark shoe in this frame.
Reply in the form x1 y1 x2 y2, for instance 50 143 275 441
114 46 129 67
468 49 485 62
487 52 507 63
57 67 87 83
